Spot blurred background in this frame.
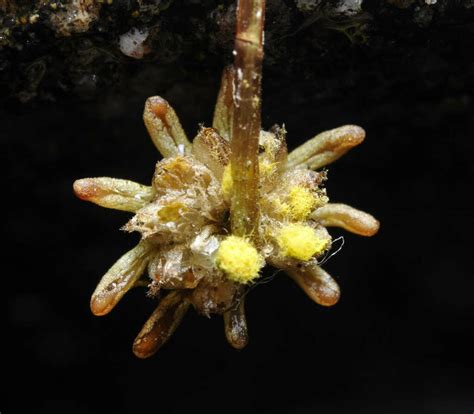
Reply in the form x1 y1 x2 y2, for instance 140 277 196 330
3 1 474 413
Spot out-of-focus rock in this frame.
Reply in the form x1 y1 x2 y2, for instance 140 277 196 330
49 0 102 36
0 0 473 106
119 28 150 59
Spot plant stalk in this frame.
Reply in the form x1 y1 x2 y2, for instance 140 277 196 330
230 0 265 238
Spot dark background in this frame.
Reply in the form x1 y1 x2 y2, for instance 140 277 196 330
3 1 474 413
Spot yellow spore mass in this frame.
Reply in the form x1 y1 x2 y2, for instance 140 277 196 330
276 223 328 261
215 236 264 284
287 186 317 221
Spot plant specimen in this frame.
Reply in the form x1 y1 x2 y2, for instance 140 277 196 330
73 0 379 358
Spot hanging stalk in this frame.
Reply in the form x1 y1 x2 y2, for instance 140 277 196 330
230 0 265 238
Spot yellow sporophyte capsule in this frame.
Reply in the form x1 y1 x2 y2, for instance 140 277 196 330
215 235 265 284
276 223 329 261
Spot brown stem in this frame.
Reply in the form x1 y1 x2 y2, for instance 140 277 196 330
230 0 265 238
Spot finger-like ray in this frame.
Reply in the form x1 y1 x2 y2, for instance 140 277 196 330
143 96 192 158
73 177 154 213
287 125 365 170
223 296 248 349
90 241 153 316
133 292 190 358
311 203 380 236
285 263 340 307
212 66 235 141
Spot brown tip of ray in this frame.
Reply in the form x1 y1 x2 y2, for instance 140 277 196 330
145 96 169 121
223 297 249 350
313 278 340 307
319 125 366 154
366 220 380 236
354 216 380 237
73 178 99 201
143 95 191 157
90 294 114 316
286 265 340 307
339 125 365 146
133 292 190 359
